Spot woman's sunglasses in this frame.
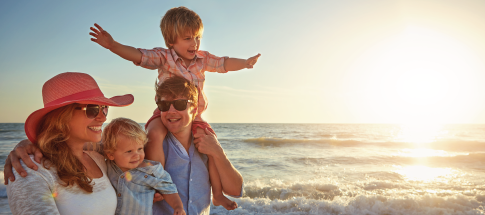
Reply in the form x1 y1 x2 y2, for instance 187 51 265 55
156 100 193 112
75 104 109 119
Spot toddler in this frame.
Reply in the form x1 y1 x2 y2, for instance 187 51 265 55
90 6 259 210
102 117 185 215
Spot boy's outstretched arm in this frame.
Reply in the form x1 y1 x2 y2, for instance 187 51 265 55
89 23 142 64
224 53 261 71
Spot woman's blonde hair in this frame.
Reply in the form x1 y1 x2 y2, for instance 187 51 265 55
102 117 147 157
36 103 94 193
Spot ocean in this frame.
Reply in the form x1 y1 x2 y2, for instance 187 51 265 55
1 123 485 214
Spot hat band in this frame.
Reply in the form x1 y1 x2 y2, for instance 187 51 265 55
45 88 105 107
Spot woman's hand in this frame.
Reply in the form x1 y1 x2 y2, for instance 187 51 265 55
3 139 43 184
193 128 224 158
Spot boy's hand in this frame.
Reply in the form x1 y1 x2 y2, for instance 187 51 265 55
173 206 186 215
246 53 261 69
193 128 224 159
153 192 164 203
90 23 115 50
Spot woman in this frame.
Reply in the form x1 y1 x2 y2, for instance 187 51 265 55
7 72 134 214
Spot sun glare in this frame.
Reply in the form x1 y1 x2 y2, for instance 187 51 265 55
396 123 444 144
353 25 481 124
394 165 453 182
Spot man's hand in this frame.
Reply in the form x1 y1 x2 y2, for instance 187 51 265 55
90 23 115 50
4 139 43 184
246 53 261 69
193 128 224 158
173 206 186 215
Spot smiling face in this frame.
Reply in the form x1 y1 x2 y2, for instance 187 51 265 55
107 134 145 172
170 32 201 66
68 103 106 144
160 95 197 136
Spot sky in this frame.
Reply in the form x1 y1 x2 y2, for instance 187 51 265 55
1 0 485 124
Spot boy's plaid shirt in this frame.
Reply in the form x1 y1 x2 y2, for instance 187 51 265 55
135 47 227 122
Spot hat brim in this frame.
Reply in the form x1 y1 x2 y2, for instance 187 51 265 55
25 94 134 143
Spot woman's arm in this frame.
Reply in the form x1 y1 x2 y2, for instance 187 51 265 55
193 128 243 196
3 139 43 184
7 158 60 214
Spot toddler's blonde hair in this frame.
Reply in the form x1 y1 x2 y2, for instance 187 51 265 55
160 6 204 48
102 117 147 157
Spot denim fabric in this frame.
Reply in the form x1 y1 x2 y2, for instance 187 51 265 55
107 159 177 215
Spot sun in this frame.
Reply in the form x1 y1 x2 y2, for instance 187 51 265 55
352 25 481 124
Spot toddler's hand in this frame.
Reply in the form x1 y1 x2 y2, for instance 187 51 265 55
246 53 261 69
89 23 115 50
173 207 186 215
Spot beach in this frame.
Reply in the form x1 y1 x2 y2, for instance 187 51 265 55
1 123 484 214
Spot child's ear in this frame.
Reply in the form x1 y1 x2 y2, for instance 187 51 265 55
107 153 115 161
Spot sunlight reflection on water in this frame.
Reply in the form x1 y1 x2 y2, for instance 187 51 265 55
394 165 453 182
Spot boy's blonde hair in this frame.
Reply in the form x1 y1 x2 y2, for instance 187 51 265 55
160 6 204 48
102 117 147 156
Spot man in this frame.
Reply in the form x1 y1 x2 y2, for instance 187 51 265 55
149 76 243 214
4 76 243 214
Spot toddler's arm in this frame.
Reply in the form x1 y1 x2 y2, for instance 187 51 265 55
89 23 142 64
162 193 185 215
224 53 261 71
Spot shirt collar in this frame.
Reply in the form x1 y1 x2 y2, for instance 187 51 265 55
107 159 160 176
135 160 161 175
169 48 204 64
167 132 190 159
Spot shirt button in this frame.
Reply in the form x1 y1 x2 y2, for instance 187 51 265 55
190 200 192 203
117 193 121 197
144 175 148 178
190 179 192 181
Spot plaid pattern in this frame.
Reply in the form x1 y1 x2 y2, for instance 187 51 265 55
135 48 227 122
107 159 178 215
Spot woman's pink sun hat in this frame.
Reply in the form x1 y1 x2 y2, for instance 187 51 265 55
25 72 134 143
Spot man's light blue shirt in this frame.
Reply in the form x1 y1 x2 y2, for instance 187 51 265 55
153 132 244 215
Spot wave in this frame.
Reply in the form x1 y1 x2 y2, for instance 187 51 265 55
290 153 485 169
210 179 485 214
243 137 365 147
211 194 484 214
0 172 5 198
242 137 485 151
0 130 23 133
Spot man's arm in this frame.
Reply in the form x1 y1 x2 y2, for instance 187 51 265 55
145 118 168 167
193 128 243 196
89 23 142 64
224 53 261 71
3 139 43 184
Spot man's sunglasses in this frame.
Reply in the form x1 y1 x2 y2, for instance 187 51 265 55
74 104 109 119
156 100 193 112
